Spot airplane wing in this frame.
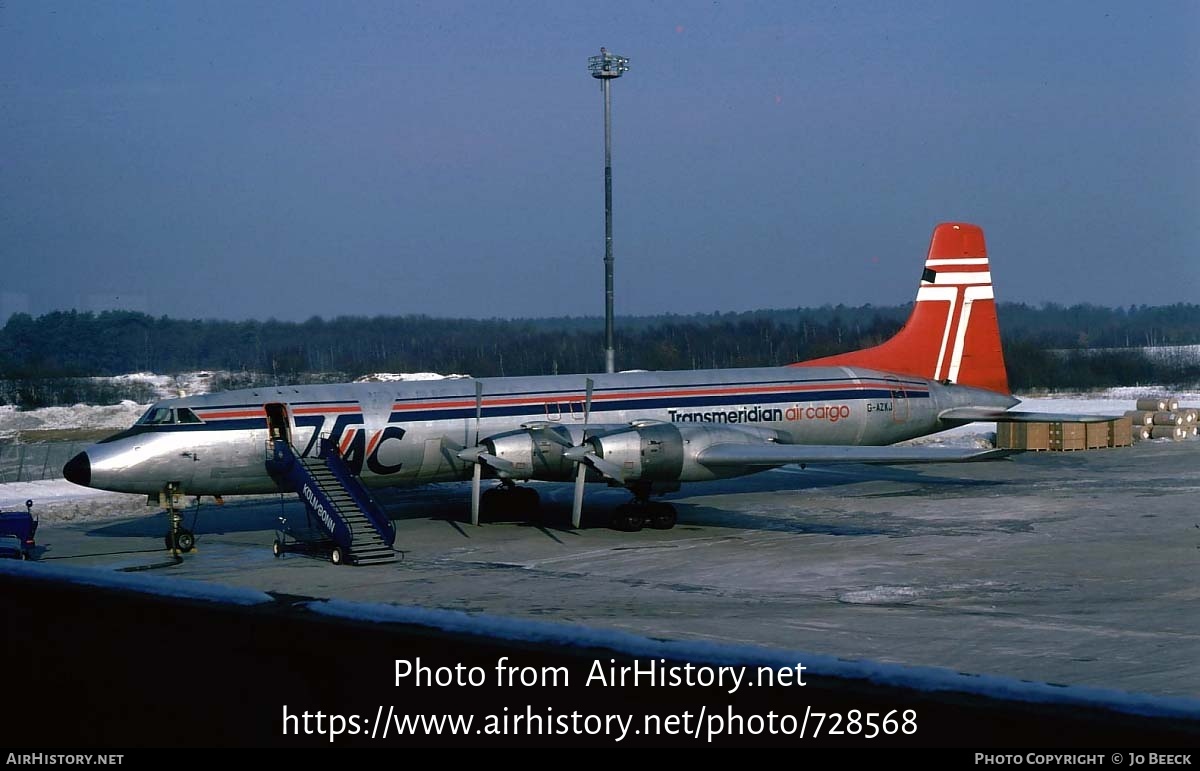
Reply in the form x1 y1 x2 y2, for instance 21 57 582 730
697 443 1018 468
938 407 1117 424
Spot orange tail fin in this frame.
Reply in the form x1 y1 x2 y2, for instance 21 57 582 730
794 222 1010 394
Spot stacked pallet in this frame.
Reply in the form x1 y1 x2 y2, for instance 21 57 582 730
997 417 1131 451
996 393 1196 450
1124 394 1198 443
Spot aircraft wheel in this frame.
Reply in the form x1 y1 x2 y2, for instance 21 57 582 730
330 546 344 565
649 504 677 530
176 530 195 553
613 505 645 532
272 539 283 558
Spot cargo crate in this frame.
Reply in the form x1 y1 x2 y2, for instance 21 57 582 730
1050 422 1086 451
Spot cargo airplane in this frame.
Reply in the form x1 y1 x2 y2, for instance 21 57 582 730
63 223 1091 533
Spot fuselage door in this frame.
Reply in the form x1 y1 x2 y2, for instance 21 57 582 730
264 403 293 446
887 377 910 423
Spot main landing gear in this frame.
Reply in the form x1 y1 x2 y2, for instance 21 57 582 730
479 480 541 521
610 500 677 532
611 482 677 532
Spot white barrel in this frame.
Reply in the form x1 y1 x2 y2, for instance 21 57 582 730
1150 426 1185 440
1165 397 1180 411
1125 410 1155 426
1136 397 1169 411
1131 424 1151 441
1151 412 1182 426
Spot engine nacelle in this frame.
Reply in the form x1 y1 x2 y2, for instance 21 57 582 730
482 425 578 480
588 422 780 483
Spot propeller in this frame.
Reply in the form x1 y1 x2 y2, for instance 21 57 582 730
457 380 530 525
470 380 483 526
569 379 593 528
563 378 625 528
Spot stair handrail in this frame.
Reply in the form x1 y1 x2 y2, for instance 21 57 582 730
318 436 396 547
267 437 355 550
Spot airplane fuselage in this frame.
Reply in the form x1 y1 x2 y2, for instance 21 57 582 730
68 364 1016 497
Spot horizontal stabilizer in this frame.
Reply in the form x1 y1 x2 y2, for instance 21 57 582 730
939 407 1117 424
697 443 1018 467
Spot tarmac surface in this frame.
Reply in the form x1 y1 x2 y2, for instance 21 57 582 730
27 439 1200 700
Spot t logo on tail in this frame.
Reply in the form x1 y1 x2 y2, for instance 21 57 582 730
796 223 1010 395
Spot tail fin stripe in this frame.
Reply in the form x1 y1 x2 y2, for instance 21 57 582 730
946 286 995 383
947 298 976 383
915 286 960 302
931 291 960 381
925 258 989 267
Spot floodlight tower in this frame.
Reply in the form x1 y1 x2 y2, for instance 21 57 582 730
588 47 629 374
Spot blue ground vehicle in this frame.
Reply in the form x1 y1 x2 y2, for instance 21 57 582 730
0 500 37 558
0 534 29 560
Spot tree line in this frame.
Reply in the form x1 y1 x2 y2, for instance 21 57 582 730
2 303 1198 408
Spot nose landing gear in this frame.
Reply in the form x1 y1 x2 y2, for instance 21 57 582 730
161 483 195 554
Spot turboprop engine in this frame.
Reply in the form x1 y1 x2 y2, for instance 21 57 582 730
581 421 783 484
473 424 580 480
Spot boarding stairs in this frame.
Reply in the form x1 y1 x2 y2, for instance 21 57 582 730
267 437 397 565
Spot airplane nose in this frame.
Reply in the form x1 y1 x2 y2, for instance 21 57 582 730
63 452 91 487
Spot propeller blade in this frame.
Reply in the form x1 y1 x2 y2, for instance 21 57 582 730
570 377 597 529
584 452 625 483
470 462 482 526
473 380 483 446
571 462 587 528
524 424 573 448
583 377 594 435
476 452 516 474
468 381 485 526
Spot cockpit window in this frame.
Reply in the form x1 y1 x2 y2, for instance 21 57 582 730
138 407 175 425
176 408 203 424
136 406 205 426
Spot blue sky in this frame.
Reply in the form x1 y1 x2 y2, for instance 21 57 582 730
2 1 1197 321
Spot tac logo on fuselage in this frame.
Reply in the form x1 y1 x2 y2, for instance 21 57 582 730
668 404 851 424
295 413 407 476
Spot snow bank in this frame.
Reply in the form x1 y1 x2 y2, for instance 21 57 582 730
354 372 470 382
0 401 146 439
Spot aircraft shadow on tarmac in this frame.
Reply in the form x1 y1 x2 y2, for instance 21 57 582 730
86 463 1005 541
88 499 298 539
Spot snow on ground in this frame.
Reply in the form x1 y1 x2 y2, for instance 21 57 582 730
903 387 1200 449
0 400 147 439
0 479 147 524
99 370 220 400
0 371 224 439
354 372 470 382
0 371 474 438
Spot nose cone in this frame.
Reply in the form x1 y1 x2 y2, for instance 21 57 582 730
63 452 91 487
